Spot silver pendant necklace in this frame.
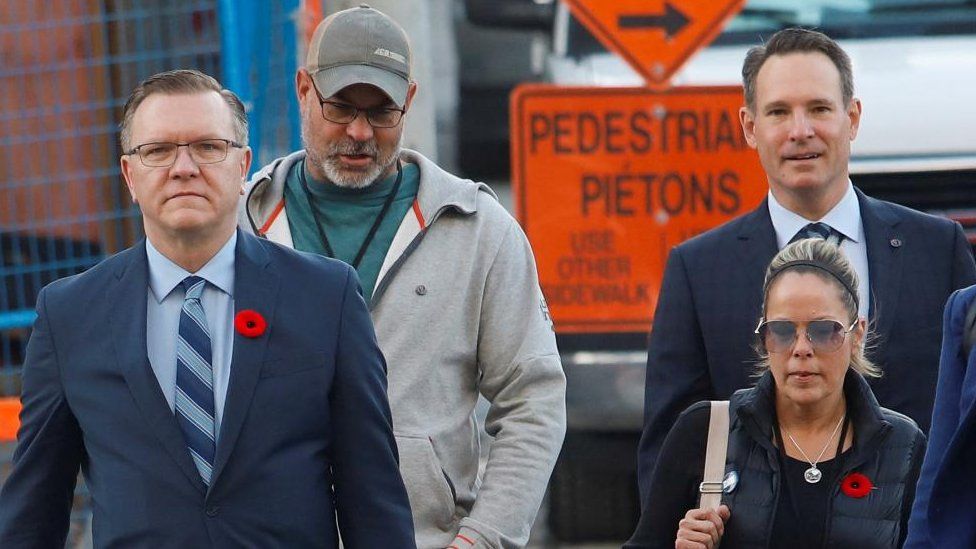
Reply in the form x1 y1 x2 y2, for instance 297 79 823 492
784 414 845 484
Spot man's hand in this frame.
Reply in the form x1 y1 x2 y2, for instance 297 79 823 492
675 504 731 549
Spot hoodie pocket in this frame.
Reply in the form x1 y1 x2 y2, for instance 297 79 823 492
395 433 457 530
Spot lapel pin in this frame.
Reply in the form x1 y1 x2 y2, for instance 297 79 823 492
723 470 738 493
841 472 874 498
890 238 902 248
234 310 267 338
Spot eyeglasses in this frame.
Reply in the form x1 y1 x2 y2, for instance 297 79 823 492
308 80 405 128
125 138 243 167
317 99 405 128
755 319 858 353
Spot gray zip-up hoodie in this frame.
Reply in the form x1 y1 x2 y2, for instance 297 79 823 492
240 149 566 548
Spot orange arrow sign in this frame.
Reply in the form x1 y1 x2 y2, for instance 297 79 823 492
563 0 746 87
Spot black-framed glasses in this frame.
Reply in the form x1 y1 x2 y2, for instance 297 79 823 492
125 138 244 167
755 319 858 353
309 81 405 128
317 99 405 128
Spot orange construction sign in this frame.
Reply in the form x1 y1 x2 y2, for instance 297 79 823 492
0 397 21 442
512 84 767 334
562 0 746 87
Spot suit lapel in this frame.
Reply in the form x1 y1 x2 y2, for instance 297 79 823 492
112 241 207 494
209 231 279 489
736 199 780 282
858 189 903 341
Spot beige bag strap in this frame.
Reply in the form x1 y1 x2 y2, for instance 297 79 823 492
698 401 730 509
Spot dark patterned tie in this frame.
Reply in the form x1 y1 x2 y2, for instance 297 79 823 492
175 276 216 486
790 222 845 246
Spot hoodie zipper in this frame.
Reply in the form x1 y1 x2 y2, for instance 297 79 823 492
247 168 468 309
244 178 267 236
368 204 457 308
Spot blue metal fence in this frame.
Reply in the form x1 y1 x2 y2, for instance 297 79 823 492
0 0 304 395
220 0 303 174
1 0 222 393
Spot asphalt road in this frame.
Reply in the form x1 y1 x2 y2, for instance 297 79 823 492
529 495 626 547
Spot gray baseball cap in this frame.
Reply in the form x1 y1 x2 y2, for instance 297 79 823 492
306 4 411 106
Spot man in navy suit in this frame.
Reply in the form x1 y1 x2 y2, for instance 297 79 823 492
905 284 976 547
636 28 976 503
0 69 415 548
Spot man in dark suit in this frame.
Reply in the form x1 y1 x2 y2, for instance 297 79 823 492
0 69 415 548
636 28 976 503
905 284 976 548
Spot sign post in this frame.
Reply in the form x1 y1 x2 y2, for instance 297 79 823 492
512 85 766 333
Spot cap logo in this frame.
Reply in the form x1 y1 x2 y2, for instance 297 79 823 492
373 47 406 65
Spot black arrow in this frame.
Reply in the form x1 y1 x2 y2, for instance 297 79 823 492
618 3 690 39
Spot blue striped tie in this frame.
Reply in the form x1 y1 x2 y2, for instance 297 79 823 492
175 276 216 486
791 222 845 247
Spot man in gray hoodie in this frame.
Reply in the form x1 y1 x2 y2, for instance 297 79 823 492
239 5 566 548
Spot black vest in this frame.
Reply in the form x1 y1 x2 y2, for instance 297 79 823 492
719 370 925 548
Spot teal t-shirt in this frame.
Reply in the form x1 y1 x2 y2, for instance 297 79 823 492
284 160 420 302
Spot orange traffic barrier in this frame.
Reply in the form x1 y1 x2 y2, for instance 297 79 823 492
0 397 21 442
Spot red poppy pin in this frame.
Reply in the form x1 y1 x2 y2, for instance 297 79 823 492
840 472 874 498
234 310 266 338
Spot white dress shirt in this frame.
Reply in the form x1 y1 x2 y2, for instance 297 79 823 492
767 182 871 318
145 232 237 439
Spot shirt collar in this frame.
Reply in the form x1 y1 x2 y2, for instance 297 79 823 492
767 181 861 248
146 231 237 303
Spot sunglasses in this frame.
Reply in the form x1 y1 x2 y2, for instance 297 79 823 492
754 319 858 353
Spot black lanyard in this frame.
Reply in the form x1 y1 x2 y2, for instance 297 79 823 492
299 159 403 269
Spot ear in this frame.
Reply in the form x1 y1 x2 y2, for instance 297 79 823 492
851 317 867 350
402 81 418 113
120 154 139 204
296 68 313 105
847 97 862 141
739 105 758 149
238 146 253 192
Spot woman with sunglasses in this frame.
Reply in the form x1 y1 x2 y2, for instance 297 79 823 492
626 238 926 548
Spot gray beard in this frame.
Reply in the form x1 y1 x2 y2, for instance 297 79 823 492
303 131 401 189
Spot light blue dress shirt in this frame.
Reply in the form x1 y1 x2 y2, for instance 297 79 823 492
767 182 870 318
145 232 236 439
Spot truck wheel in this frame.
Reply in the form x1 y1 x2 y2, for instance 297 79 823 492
548 431 640 542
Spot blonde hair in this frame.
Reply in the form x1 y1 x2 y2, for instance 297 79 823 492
754 238 880 378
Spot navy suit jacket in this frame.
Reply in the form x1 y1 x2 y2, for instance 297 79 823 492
0 230 415 548
637 189 976 502
905 284 976 548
